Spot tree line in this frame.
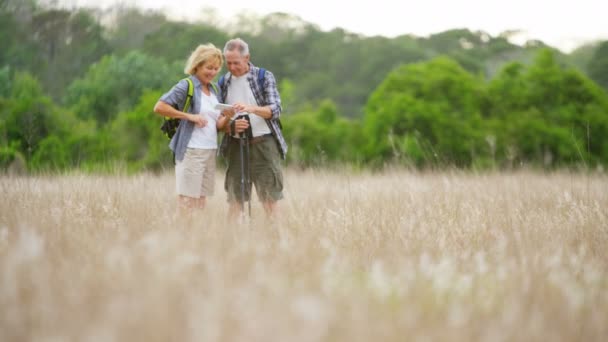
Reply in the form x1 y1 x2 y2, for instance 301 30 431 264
1 0 607 172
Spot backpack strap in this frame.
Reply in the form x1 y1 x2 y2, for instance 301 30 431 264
257 68 266 90
218 75 225 91
210 82 219 95
183 78 194 112
161 77 194 143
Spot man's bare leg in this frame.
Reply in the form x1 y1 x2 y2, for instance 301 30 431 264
262 200 279 222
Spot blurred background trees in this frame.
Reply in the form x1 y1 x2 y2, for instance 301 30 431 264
1 0 607 172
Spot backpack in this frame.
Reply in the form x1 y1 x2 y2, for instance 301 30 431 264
218 68 283 129
160 78 193 140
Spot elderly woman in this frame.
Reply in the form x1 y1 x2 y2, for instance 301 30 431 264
154 43 228 215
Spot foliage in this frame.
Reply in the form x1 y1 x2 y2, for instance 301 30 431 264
31 9 111 98
282 100 361 167
104 90 174 172
0 1 42 73
485 49 608 167
587 41 608 91
63 51 180 123
362 50 608 169
3 72 58 158
363 57 485 167
0 4 111 101
141 22 229 64
569 41 600 72
106 6 169 55
0 65 10 97
2 0 608 172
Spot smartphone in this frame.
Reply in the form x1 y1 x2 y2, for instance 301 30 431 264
214 103 234 111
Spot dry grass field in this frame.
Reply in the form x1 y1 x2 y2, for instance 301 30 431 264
1 169 607 341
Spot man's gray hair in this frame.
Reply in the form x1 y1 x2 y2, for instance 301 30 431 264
223 38 249 56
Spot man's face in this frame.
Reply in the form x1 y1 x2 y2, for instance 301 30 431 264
224 50 250 77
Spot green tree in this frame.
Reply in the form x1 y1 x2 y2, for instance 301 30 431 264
26 8 111 100
0 1 42 71
587 41 608 90
2 71 84 170
141 22 229 64
4 72 56 159
106 5 168 55
487 49 608 166
363 57 486 167
282 100 359 167
64 51 180 123
29 135 71 170
105 90 174 171
0 66 10 97
276 28 427 118
568 41 600 72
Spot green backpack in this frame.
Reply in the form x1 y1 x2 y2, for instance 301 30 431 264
160 78 194 139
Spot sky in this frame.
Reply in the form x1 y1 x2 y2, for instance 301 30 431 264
61 0 606 52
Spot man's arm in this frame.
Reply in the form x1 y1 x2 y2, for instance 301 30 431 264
232 104 272 119
232 70 281 120
262 70 282 120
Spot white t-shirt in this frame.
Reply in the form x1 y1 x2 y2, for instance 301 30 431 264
187 90 220 149
225 74 271 138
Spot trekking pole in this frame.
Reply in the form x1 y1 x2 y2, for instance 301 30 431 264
238 132 248 219
244 133 252 218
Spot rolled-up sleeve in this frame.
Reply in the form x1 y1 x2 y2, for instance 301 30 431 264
263 71 282 120
159 79 189 111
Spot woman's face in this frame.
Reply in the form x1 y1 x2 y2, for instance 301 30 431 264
195 59 221 85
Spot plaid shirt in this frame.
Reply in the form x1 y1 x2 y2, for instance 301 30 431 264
218 63 288 159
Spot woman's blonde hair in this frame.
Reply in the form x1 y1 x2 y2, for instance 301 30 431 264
184 43 223 75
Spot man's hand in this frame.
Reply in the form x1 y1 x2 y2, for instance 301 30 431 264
233 103 255 114
221 107 237 119
233 103 272 119
232 117 250 134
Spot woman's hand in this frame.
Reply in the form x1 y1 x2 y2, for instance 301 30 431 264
189 114 207 128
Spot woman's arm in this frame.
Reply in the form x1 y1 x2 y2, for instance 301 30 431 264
153 101 206 127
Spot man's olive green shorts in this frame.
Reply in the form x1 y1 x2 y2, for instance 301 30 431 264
224 135 284 203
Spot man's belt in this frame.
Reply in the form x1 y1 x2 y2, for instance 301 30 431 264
231 133 273 145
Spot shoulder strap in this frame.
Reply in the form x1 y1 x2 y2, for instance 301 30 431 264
257 68 266 90
183 78 194 112
218 75 225 89
210 82 218 94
